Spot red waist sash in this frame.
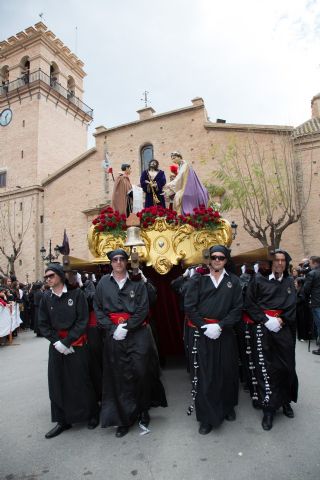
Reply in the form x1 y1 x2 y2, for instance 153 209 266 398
264 309 283 317
109 312 148 327
109 312 131 325
187 317 219 328
242 312 254 324
58 329 87 346
88 310 97 327
242 309 283 325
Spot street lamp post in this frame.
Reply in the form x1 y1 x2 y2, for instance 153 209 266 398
231 220 238 240
40 239 60 264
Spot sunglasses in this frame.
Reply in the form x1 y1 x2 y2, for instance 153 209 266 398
210 255 226 261
44 273 56 279
112 257 126 263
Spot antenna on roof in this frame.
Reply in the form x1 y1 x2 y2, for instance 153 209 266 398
141 90 150 108
39 12 45 22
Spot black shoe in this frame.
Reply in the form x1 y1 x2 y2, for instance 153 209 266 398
115 426 129 438
198 423 212 435
140 411 150 427
312 348 320 355
45 423 72 439
225 409 236 421
282 403 294 418
87 415 100 429
262 413 273 431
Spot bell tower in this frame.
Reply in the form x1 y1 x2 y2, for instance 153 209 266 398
0 23 93 280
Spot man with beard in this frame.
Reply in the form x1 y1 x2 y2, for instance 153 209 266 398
94 249 167 438
38 264 97 438
140 159 166 208
244 249 298 431
184 245 242 434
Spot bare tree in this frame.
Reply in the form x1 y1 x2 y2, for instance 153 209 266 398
214 132 313 249
0 197 33 276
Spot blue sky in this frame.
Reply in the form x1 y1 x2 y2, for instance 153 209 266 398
1 0 320 147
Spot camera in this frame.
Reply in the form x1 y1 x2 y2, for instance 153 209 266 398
301 261 311 275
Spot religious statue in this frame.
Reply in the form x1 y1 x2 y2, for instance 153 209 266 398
111 164 133 216
163 152 209 214
140 159 166 208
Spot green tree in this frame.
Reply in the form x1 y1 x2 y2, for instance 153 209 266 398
214 133 313 249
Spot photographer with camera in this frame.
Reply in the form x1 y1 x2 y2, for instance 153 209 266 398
298 258 311 277
302 256 320 355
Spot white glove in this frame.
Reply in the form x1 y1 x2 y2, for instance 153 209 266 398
62 346 75 355
201 324 222 340
113 323 128 341
53 340 69 354
189 268 196 278
137 269 147 283
264 316 281 333
183 269 190 278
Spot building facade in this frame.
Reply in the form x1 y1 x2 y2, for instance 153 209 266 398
0 23 93 280
1 23 319 281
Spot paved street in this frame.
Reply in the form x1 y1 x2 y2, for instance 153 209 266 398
0 331 319 480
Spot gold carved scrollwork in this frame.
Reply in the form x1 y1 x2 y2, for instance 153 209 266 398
88 225 127 259
87 218 232 274
193 220 232 251
172 224 194 260
154 257 173 275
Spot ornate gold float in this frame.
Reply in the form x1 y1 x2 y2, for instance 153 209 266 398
88 217 232 275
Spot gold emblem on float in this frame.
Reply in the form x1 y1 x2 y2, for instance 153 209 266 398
154 236 169 254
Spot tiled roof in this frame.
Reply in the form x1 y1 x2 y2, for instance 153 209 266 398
293 117 320 138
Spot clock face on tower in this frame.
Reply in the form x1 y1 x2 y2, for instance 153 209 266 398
0 108 13 126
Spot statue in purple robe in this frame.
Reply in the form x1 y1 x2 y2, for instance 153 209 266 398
163 152 209 215
140 159 166 208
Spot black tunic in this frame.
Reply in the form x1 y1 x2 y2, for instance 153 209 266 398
244 273 298 410
38 286 97 424
94 275 167 427
184 272 243 427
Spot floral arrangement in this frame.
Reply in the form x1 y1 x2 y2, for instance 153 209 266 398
92 207 127 237
92 205 222 236
137 206 180 228
179 206 221 230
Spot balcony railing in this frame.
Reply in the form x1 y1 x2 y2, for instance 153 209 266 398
0 69 93 118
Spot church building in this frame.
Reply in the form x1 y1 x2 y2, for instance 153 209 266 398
0 23 319 281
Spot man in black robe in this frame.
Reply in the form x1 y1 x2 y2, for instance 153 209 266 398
244 249 298 431
184 245 243 434
94 249 167 438
38 263 98 439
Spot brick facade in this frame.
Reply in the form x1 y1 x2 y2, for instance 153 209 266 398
1 23 319 281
